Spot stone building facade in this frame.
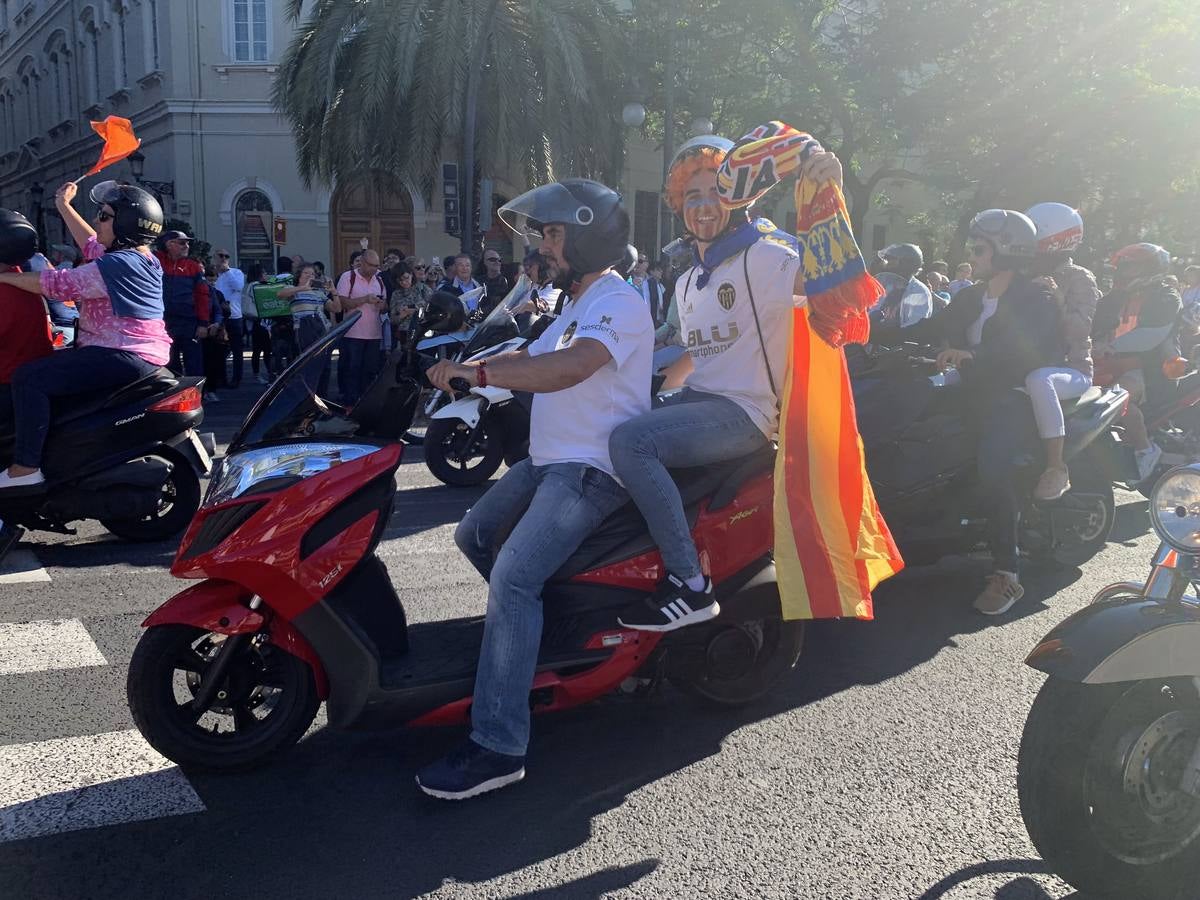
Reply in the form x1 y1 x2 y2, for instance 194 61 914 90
0 0 912 278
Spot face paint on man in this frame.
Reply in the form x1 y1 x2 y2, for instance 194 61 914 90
683 169 731 244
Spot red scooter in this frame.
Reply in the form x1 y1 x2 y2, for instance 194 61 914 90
127 315 804 771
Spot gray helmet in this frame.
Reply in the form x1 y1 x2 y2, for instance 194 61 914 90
968 209 1038 270
498 179 630 276
877 243 924 277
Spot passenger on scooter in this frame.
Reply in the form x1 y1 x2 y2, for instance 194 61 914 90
906 210 1063 615
1092 242 1181 482
0 210 53 436
871 243 934 328
0 181 168 493
418 179 654 799
606 134 844 632
1023 203 1101 501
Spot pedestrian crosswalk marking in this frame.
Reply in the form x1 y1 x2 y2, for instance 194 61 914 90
0 619 107 676
0 729 205 843
0 549 51 585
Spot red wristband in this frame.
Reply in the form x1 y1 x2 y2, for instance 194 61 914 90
476 360 488 389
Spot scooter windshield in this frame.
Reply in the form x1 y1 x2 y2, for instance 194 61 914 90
464 274 534 355
228 312 361 453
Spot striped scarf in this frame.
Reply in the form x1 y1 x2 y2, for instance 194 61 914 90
720 121 903 620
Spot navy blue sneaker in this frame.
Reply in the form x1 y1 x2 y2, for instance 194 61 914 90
416 739 525 800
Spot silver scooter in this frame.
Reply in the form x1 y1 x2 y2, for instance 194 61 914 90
1019 463 1200 899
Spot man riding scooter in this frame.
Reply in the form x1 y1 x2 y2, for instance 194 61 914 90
1091 242 1182 484
420 179 654 799
871 243 935 329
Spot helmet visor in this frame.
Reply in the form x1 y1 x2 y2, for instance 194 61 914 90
498 183 598 237
88 179 126 206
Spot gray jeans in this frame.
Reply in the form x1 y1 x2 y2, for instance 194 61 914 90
455 458 629 756
609 389 768 580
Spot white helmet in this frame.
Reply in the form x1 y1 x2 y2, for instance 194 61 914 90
1025 202 1084 254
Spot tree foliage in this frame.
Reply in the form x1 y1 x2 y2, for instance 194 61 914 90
273 0 627 198
624 0 1200 258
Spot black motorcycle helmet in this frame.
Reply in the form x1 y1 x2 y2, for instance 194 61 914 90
877 243 924 280
0 208 38 266
498 179 630 276
88 180 164 249
422 290 467 333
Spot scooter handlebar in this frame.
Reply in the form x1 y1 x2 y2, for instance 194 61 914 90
449 377 472 394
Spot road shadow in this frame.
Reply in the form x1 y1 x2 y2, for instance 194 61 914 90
1110 498 1151 545
0 557 1081 900
915 860 1080 899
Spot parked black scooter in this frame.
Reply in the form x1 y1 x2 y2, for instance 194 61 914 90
0 369 211 561
850 343 1127 567
1019 464 1200 899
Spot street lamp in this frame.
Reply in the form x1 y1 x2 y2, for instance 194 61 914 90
622 102 647 128
126 149 174 205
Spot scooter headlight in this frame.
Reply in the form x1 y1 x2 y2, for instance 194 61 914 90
1150 465 1200 552
205 442 381 506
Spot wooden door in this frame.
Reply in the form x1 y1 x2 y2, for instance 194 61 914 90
331 177 414 276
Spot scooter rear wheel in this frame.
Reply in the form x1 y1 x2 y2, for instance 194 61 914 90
669 617 805 707
128 624 319 772
101 455 201 543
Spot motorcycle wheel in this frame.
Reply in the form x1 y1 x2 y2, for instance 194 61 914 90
1044 467 1115 567
669 617 805 707
128 624 319 772
424 417 505 486
100 456 201 542
1018 677 1200 900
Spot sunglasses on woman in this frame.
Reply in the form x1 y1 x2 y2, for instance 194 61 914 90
96 210 114 222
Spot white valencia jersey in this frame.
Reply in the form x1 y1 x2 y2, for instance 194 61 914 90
675 239 804 435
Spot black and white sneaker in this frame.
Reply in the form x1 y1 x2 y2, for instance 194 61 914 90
0 519 22 565
617 574 720 632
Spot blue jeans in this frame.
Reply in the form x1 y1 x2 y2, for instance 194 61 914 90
455 458 629 756
338 337 381 405
9 346 159 468
609 389 768 580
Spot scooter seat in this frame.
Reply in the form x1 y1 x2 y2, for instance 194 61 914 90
50 367 179 426
551 445 777 580
1060 386 1103 415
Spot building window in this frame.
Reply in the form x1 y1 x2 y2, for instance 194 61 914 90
633 190 660 264
871 224 886 254
0 1 8 32
88 26 101 103
235 189 274 272
232 0 268 62
0 95 8 148
147 0 160 69
116 6 129 87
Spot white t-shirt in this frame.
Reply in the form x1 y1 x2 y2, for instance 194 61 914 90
526 272 654 479
215 267 246 318
966 295 999 347
675 239 804 435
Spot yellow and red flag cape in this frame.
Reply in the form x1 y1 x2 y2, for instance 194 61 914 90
720 121 904 620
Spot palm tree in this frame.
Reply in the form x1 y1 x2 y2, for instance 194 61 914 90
274 0 628 253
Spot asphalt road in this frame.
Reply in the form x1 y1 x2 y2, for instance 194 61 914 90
0 380 1155 900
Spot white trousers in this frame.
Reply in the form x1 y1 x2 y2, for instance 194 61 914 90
1024 367 1092 440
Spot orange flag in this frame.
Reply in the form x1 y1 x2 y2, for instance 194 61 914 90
83 116 141 177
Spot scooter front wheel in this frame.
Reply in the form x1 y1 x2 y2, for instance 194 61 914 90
424 417 505 486
669 617 805 707
128 624 319 772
